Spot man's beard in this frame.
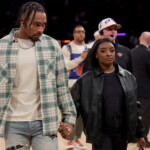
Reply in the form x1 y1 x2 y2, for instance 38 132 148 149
29 36 39 42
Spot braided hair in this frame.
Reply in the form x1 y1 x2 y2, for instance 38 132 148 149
16 2 47 27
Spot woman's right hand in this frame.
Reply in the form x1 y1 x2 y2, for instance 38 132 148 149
137 137 146 150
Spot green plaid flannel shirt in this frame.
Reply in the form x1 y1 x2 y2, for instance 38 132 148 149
0 29 77 137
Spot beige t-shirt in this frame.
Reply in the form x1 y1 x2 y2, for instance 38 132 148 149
7 38 42 121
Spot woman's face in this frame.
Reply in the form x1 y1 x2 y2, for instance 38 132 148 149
95 41 115 66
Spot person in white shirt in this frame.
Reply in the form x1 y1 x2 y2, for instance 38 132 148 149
87 30 102 49
62 25 88 150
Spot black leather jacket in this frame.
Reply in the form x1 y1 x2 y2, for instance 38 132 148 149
71 64 144 145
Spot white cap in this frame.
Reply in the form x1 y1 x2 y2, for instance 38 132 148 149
98 18 121 31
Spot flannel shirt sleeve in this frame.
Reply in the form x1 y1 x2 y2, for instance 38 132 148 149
55 42 77 125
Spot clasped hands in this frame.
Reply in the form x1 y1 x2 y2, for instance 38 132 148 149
58 122 74 139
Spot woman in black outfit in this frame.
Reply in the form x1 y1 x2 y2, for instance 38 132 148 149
70 38 146 150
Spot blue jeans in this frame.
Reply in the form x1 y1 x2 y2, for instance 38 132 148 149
4 121 58 150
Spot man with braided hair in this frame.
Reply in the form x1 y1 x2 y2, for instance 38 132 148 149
0 2 76 150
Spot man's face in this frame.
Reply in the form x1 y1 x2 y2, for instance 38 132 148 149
102 25 117 42
73 27 85 42
21 11 47 41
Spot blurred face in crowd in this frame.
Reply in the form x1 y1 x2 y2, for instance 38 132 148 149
102 25 117 42
73 26 85 43
96 41 115 67
19 11 47 41
94 34 102 41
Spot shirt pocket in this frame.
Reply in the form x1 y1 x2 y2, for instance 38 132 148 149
0 63 8 84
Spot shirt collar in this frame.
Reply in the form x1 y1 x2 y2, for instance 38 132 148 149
140 43 149 48
93 63 125 77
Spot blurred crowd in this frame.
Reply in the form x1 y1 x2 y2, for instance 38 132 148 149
0 0 150 48
0 1 150 150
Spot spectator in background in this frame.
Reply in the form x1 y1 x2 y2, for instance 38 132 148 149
129 34 139 48
94 30 102 41
131 31 150 148
62 25 87 150
87 30 102 49
83 30 102 73
83 18 132 73
0 2 77 150
98 18 132 72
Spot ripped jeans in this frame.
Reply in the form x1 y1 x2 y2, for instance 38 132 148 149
4 121 58 150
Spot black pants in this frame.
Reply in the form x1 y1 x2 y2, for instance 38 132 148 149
138 97 150 137
92 134 127 150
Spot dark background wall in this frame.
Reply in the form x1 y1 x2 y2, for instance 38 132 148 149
0 0 149 48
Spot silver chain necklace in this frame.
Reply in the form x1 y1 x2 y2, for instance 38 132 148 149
15 30 35 50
